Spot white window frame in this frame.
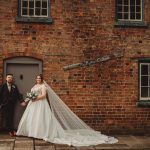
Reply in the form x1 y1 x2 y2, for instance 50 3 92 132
21 0 48 18
117 0 143 21
140 63 150 100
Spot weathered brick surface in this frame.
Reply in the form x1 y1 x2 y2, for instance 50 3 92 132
0 0 150 134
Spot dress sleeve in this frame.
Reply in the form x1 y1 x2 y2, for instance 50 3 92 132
31 85 35 92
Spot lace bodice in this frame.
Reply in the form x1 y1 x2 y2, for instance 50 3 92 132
31 84 47 96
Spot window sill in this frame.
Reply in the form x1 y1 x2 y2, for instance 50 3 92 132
114 21 148 28
16 17 53 24
137 101 150 107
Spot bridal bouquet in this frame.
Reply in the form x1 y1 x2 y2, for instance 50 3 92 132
24 91 38 102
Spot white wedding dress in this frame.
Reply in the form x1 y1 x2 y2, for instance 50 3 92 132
16 83 118 146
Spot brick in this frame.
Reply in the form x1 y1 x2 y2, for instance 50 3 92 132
0 0 150 135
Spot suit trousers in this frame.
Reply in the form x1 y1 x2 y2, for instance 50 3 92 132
4 102 15 131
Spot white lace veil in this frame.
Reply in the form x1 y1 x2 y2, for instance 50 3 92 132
43 81 118 146
43 81 92 131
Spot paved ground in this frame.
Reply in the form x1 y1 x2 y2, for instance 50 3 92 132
0 133 150 150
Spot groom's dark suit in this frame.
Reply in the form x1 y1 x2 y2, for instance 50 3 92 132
0 82 23 131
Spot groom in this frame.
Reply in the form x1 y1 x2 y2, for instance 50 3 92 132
0 74 26 136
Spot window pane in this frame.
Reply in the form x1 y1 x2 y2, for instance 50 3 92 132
42 1 47 8
117 0 123 5
29 9 34 16
42 9 47 15
130 6 135 13
117 13 123 19
124 6 128 12
124 13 128 19
136 13 141 19
141 65 148 75
130 13 135 19
35 8 41 15
124 0 129 5
136 0 141 5
141 76 148 86
136 6 141 12
117 6 122 12
22 8 28 15
22 0 28 7
35 0 41 7
29 1 34 8
141 87 148 97
130 0 136 5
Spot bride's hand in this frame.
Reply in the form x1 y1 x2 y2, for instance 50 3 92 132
32 98 38 102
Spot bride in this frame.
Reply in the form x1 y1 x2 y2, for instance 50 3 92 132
16 74 118 147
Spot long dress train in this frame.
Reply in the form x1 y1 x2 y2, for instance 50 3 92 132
16 83 118 146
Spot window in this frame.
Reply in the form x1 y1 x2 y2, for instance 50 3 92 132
115 0 147 27
140 63 150 101
116 0 142 21
21 0 48 17
16 0 52 23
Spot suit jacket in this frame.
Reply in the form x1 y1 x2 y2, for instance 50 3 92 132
0 83 23 107
0 84 3 105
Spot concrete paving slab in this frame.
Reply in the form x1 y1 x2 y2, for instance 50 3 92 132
76 146 95 150
15 136 33 141
95 143 130 150
34 139 53 146
0 133 15 141
14 139 33 149
0 147 13 150
0 140 14 150
55 144 76 150
14 139 33 150
14 148 33 150
35 145 55 150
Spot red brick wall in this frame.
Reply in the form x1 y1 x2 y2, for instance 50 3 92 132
0 0 150 134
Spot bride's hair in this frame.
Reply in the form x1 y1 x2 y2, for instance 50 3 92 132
36 74 43 83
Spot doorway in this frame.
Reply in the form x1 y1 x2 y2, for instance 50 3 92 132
4 57 42 129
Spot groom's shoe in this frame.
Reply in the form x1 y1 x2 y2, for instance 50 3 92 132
9 131 16 137
13 131 16 136
9 131 14 136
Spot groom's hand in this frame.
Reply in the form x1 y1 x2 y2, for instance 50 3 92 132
20 101 26 107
